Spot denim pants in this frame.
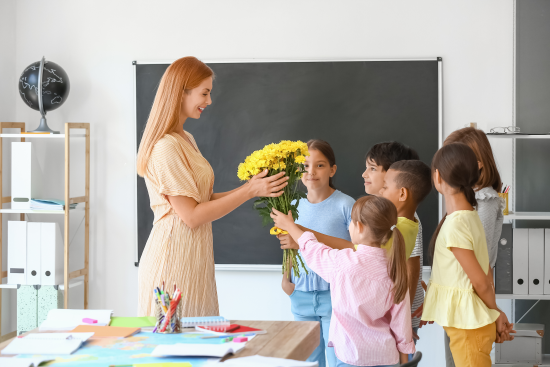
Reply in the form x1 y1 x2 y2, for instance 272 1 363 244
290 290 336 367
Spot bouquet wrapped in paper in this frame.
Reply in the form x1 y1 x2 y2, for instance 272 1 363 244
237 140 309 277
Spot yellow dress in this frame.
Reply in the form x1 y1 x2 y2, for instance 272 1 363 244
137 132 218 317
421 210 500 329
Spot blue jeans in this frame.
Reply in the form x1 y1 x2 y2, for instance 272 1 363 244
336 358 394 367
408 326 419 361
290 290 336 367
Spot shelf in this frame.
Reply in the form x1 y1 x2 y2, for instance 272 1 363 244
0 207 83 215
496 294 550 300
0 281 83 290
0 134 86 139
487 134 550 139
503 212 550 220
492 354 550 366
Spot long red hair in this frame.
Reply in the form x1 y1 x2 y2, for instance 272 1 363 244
137 57 213 177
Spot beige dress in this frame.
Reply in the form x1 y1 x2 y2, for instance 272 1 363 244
137 132 219 317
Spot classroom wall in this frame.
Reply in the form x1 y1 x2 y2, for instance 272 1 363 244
0 0 17 337
4 1 515 365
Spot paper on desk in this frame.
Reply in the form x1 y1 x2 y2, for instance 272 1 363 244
39 309 112 331
24 332 94 341
151 343 246 358
1 338 83 355
0 357 53 367
212 355 319 366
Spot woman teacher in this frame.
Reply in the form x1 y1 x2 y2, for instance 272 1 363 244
136 57 288 316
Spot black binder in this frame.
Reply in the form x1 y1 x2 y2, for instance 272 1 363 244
495 223 513 294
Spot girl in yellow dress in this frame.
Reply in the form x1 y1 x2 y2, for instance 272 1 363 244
420 143 514 367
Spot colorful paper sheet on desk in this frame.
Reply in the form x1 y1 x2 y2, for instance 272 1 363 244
71 325 141 338
14 332 221 367
196 324 265 334
110 316 157 328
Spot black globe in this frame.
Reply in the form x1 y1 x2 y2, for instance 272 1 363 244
18 60 70 112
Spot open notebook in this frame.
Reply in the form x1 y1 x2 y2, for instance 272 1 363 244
39 309 113 331
151 343 246 358
1 338 83 355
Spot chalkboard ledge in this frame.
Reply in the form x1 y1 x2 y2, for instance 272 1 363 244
215 264 282 272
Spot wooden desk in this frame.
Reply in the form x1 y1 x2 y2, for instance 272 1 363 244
0 320 320 362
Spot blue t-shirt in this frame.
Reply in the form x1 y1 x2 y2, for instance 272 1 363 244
292 190 355 291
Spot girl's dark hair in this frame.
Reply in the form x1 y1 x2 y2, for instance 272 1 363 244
351 196 408 304
428 143 480 262
444 127 503 192
307 139 336 189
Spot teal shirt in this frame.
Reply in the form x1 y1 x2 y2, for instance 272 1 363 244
292 190 355 291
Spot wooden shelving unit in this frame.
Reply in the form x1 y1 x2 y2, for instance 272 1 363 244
0 122 90 341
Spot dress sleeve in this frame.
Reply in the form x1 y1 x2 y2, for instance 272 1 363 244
445 217 475 251
149 138 201 203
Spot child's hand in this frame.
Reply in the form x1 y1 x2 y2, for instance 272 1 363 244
270 208 295 231
278 234 299 250
495 311 515 342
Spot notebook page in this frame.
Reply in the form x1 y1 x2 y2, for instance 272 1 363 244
39 309 112 331
1 338 83 355
24 332 94 341
151 343 245 357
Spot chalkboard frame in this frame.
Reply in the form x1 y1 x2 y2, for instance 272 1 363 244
133 58 443 269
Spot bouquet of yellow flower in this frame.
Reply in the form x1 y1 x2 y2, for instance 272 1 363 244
238 140 309 277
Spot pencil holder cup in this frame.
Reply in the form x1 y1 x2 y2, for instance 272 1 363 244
498 193 509 215
154 299 183 334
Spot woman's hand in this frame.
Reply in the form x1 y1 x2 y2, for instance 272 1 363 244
278 234 299 250
247 170 288 198
270 208 295 231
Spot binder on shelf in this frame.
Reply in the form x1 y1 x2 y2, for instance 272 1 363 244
545 229 550 294
11 142 42 209
513 228 529 295
27 222 41 285
528 229 544 294
40 223 63 286
8 221 27 285
495 224 513 294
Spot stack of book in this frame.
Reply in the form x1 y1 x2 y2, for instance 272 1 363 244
30 199 78 211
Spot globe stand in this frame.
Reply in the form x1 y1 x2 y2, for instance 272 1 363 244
30 116 59 134
28 57 60 134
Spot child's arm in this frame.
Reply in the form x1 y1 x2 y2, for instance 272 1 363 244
389 292 416 357
281 260 295 296
407 257 420 306
451 248 514 341
277 227 354 250
271 209 339 282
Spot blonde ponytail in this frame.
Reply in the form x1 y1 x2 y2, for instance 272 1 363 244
388 227 408 304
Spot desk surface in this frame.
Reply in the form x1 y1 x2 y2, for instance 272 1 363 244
0 320 320 363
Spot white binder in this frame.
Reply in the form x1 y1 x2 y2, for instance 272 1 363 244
513 228 529 295
26 222 41 285
528 229 544 294
11 142 42 209
545 229 550 294
40 223 64 285
8 221 27 284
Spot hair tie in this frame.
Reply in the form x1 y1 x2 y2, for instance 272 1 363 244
390 225 396 231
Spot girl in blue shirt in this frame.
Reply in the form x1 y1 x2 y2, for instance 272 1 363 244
279 139 355 367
